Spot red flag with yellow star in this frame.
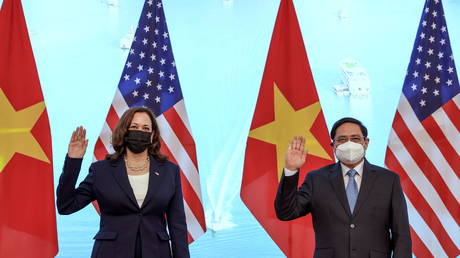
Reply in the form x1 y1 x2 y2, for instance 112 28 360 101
240 0 334 257
0 0 58 257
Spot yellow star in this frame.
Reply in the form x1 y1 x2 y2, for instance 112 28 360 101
0 89 50 173
249 82 331 179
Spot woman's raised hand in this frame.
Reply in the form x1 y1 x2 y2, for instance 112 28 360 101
68 126 88 158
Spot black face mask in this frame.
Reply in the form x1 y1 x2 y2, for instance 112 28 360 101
124 130 152 154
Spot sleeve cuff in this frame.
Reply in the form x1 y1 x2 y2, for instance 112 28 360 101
64 155 84 170
284 168 298 177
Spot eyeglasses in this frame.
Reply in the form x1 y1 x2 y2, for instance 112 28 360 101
334 135 365 144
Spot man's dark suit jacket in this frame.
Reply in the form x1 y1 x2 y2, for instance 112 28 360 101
57 155 189 258
275 160 412 258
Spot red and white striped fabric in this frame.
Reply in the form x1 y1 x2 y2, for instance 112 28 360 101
385 0 459 256
385 94 459 257
94 88 206 243
92 0 206 243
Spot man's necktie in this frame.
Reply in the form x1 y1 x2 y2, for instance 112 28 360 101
346 169 358 213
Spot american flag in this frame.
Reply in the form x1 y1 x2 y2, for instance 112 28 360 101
384 0 459 256
93 0 206 242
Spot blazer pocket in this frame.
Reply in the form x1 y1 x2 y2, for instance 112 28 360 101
314 248 333 258
93 231 118 240
370 249 390 258
157 231 171 241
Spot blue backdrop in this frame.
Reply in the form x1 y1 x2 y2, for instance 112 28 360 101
15 0 460 256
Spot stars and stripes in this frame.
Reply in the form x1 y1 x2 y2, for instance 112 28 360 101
385 0 459 257
94 0 206 242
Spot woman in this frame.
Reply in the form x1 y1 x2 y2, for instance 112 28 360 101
57 107 190 258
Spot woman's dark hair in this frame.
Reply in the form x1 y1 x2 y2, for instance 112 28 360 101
330 117 368 140
106 107 167 162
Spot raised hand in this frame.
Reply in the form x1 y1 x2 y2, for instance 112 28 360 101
285 136 308 171
68 126 88 158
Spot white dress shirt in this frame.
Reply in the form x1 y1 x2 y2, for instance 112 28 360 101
128 173 149 207
284 159 365 191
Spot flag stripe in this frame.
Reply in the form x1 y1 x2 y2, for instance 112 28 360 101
409 227 434 258
431 100 460 156
385 150 458 256
180 171 206 230
397 96 459 201
106 105 119 132
173 100 193 135
386 1 460 256
112 89 130 117
163 106 198 166
386 140 459 252
100 122 115 154
183 199 205 240
423 114 460 171
95 0 206 243
392 112 460 211
453 93 460 109
156 115 202 201
433 104 460 152
186 232 193 243
94 138 108 161
442 97 460 132
161 140 206 231
405 194 449 257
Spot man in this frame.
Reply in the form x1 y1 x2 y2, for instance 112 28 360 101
275 117 412 258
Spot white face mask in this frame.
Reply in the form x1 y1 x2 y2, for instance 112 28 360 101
335 141 365 164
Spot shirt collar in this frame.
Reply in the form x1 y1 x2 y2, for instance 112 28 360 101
340 159 364 177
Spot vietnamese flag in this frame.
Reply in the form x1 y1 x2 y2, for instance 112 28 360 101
0 0 58 257
240 0 334 257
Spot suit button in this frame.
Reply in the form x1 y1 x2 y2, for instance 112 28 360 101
350 224 355 228
138 213 142 217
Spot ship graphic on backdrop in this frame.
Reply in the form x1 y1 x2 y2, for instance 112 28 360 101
333 59 371 97
120 26 135 49
103 0 119 8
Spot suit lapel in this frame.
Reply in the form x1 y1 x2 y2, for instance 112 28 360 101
140 156 162 209
111 158 139 208
329 162 352 216
352 160 377 217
